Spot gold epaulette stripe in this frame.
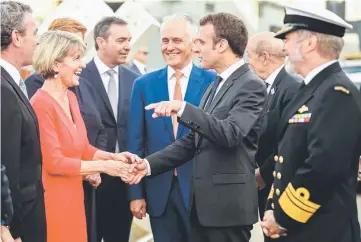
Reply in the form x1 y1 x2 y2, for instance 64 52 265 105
279 189 313 223
268 184 274 200
334 86 350 94
286 184 320 210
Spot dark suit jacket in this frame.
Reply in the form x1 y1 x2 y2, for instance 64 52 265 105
1 165 13 226
267 63 361 242
1 67 45 235
257 67 300 185
127 65 216 216
128 61 142 75
25 72 44 99
79 59 140 155
146 64 266 227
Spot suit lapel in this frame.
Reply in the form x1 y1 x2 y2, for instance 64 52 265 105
208 64 250 113
117 66 125 122
276 62 342 139
1 67 39 131
264 67 287 110
177 65 204 138
86 60 116 122
154 68 174 139
195 85 212 144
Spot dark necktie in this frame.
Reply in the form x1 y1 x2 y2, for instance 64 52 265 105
298 81 306 90
204 76 223 112
266 82 270 88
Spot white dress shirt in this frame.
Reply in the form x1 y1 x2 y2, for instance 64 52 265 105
303 60 338 85
94 55 119 96
0 58 21 86
167 61 193 101
217 59 245 95
132 59 147 75
265 65 284 93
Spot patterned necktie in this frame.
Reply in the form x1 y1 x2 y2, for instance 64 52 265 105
106 69 118 121
19 78 29 99
172 71 183 138
204 76 222 112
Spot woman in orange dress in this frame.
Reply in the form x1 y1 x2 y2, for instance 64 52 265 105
30 31 135 242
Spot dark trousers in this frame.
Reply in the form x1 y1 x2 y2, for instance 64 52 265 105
83 181 97 242
96 176 133 242
150 178 191 242
10 182 47 242
190 200 252 242
258 184 271 220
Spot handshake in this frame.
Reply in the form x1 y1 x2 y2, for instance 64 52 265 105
99 152 148 185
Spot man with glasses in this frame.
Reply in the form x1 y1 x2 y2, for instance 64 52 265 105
245 32 300 225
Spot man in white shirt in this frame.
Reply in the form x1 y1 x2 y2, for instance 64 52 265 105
127 14 215 242
78 16 140 242
258 5 361 242
127 12 266 242
0 1 46 241
128 46 149 75
245 31 300 224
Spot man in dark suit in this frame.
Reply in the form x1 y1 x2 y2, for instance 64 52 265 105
79 17 140 242
0 1 46 241
245 32 300 221
127 13 266 242
128 15 216 242
128 46 148 75
260 5 361 242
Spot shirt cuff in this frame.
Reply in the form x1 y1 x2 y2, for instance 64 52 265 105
177 101 187 117
143 159 151 176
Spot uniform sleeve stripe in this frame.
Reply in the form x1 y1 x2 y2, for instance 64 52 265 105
284 188 317 213
286 184 321 210
279 189 314 223
268 184 274 200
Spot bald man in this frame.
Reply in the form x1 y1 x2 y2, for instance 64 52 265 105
245 32 300 221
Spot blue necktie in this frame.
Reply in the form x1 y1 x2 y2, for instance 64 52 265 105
19 78 28 99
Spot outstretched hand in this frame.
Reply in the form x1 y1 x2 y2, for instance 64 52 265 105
145 100 183 118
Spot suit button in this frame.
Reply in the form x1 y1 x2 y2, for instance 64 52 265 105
274 155 279 162
279 156 284 163
277 172 282 180
197 150 201 154
273 171 276 178
187 121 192 124
276 189 281 196
271 203 275 209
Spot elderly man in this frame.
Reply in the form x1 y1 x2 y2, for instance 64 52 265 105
0 1 46 241
260 5 361 242
245 32 300 221
127 14 215 242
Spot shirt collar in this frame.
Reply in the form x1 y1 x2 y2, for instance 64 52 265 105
219 59 245 81
0 58 21 86
265 65 284 87
304 60 338 85
132 59 146 73
167 61 193 81
94 54 118 75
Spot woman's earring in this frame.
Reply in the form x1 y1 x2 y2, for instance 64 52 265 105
54 72 58 78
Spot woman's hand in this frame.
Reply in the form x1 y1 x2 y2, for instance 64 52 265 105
84 173 102 188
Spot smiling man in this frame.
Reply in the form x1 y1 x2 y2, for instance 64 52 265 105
78 17 140 242
127 14 215 242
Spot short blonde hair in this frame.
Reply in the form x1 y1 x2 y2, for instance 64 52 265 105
33 30 86 79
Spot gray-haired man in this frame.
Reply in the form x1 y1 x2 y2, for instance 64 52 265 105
1 1 46 241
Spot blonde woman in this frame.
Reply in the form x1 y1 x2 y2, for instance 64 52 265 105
30 31 136 242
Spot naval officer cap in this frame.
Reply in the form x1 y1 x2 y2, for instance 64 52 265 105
275 5 353 39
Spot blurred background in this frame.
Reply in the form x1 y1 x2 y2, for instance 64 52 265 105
11 0 361 241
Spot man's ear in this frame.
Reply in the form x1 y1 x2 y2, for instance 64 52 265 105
96 37 105 50
11 30 22 48
217 39 229 53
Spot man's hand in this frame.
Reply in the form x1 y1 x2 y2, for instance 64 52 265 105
85 173 102 188
130 199 147 219
111 152 142 164
255 168 266 190
122 160 148 185
1 225 21 242
261 210 287 239
145 101 183 118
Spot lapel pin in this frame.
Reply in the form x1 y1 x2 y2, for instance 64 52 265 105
271 88 275 95
298 105 309 113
